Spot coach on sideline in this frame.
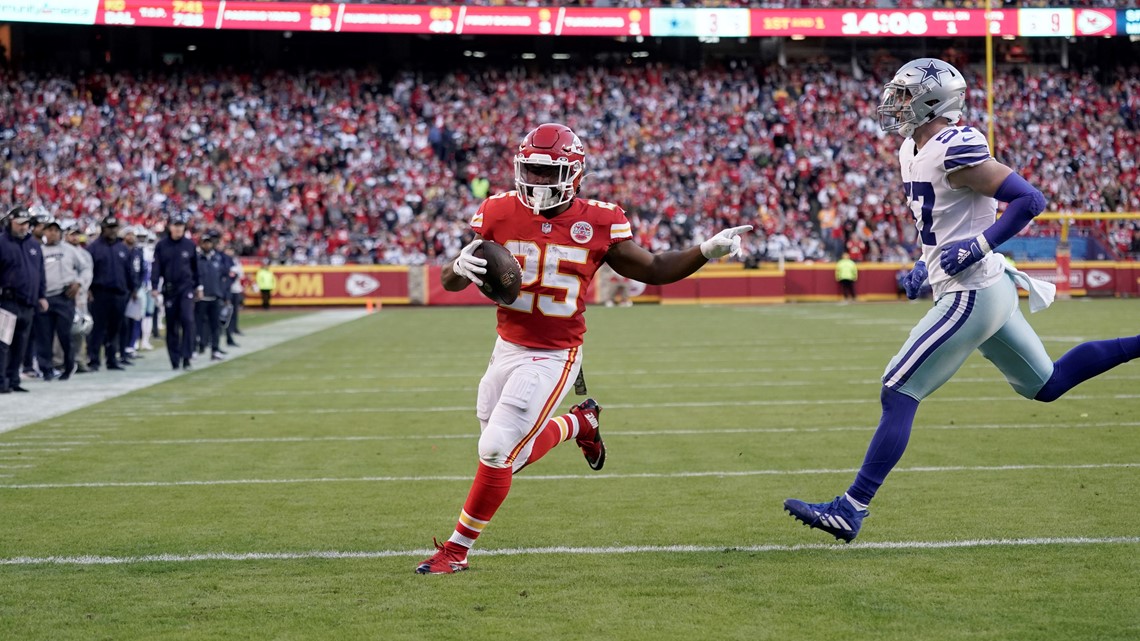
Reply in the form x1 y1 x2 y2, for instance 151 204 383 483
152 213 199 371
36 217 89 381
0 207 47 393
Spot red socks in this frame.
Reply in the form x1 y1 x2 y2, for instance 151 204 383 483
444 407 600 553
447 462 512 551
525 408 598 466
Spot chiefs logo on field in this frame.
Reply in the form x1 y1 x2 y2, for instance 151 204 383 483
346 273 381 297
570 221 593 244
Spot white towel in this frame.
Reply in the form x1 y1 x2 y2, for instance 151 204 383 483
998 253 1056 313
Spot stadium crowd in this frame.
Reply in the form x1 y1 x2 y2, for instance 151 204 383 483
2 57 1139 268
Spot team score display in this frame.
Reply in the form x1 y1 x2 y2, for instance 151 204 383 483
841 11 928 35
103 0 125 10
174 12 204 26
310 3 332 31
503 241 588 317
172 0 203 12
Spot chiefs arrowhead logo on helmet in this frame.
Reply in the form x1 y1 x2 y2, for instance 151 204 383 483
514 123 586 215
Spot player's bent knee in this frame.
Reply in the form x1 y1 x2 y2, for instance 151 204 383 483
1032 383 1062 403
1029 368 1062 402
477 425 521 468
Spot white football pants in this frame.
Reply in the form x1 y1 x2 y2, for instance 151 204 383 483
475 337 583 472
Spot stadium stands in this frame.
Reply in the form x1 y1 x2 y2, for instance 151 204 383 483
3 59 1137 265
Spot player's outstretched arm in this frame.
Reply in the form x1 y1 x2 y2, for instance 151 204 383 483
941 160 1047 276
442 236 487 291
605 225 752 285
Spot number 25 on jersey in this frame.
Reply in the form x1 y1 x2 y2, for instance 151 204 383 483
502 241 588 317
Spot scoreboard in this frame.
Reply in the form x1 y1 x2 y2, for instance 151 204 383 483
0 2 1130 37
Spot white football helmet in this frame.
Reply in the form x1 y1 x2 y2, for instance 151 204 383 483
71 310 94 337
878 58 967 138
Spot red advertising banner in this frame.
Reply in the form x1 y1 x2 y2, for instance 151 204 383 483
556 7 646 37
454 6 545 36
338 4 443 34
751 8 1016 38
247 262 1135 307
215 0 313 31
243 265 409 306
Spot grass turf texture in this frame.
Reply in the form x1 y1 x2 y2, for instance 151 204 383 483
1 300 1138 640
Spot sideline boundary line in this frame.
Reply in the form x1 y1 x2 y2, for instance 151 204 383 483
3 536 1137 566
1 462 1135 490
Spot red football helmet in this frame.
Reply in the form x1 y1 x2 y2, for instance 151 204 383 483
514 123 586 214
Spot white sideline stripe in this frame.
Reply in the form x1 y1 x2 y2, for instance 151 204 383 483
0 464 36 469
7 434 102 440
84 393 1140 417
32 428 120 434
4 420 1139 449
0 462 1135 490
2 536 1137 567
0 310 368 434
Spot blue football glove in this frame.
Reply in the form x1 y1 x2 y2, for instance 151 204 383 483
903 260 928 300
939 235 990 276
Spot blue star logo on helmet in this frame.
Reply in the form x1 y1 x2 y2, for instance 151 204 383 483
917 61 947 86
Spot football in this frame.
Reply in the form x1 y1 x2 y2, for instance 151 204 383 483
474 240 522 305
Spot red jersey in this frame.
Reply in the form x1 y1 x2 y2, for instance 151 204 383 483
471 192 633 350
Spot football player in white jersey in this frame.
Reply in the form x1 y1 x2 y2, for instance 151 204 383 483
784 58 1140 542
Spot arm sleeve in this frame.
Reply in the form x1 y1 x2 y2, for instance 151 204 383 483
981 172 1047 249
470 199 490 238
608 206 633 247
79 251 93 289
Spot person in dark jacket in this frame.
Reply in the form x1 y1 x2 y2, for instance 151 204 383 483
86 215 137 371
116 227 145 366
21 206 52 378
194 232 229 361
0 207 48 393
151 213 199 370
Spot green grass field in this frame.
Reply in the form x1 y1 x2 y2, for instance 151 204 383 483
2 300 1138 641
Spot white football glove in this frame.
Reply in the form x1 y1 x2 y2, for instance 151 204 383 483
452 238 487 287
700 225 753 260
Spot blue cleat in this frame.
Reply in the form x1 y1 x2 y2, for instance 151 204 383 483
784 495 868 543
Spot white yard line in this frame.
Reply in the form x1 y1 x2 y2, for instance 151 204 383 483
0 462 1134 491
0 311 368 435
1 420 1137 449
1 536 1137 566
79 393 1140 418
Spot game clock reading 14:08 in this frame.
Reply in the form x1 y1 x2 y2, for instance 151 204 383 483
841 11 930 36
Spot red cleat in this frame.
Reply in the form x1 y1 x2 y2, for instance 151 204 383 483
414 538 469 575
572 398 606 471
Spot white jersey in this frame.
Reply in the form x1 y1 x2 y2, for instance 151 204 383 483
899 124 1005 300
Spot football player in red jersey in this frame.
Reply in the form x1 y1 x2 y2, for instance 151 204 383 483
416 123 751 574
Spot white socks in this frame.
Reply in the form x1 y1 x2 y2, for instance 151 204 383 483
844 493 868 512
